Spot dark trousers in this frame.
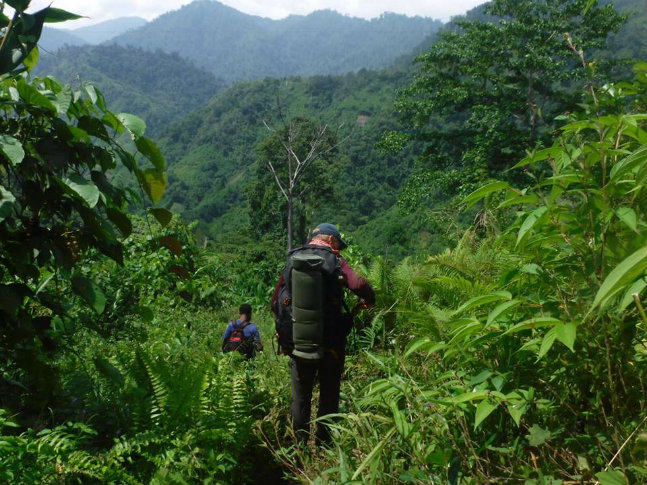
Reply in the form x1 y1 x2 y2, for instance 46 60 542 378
290 351 345 443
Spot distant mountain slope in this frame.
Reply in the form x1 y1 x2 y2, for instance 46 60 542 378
40 17 147 52
68 17 148 44
111 0 442 81
35 44 226 136
39 27 85 52
156 70 419 239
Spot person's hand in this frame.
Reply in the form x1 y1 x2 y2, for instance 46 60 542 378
357 300 373 311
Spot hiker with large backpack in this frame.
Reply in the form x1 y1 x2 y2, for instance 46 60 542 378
271 223 375 444
222 303 263 359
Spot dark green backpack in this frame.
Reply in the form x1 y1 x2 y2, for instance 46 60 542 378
275 245 342 359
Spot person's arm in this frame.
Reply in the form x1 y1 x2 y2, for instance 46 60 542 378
339 257 376 305
222 322 233 341
270 274 284 316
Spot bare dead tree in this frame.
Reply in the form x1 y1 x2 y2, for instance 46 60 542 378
262 96 351 252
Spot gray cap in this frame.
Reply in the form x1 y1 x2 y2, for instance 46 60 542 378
311 223 347 249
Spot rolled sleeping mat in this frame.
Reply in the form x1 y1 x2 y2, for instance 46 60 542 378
291 253 325 360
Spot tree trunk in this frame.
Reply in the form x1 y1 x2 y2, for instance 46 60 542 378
287 191 293 252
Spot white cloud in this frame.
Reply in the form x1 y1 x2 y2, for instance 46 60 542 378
26 0 485 28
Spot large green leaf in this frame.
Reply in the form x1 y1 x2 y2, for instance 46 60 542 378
474 400 497 429
537 328 557 360
555 322 577 351
610 144 646 181
516 207 548 247
487 300 521 325
118 113 146 140
138 169 167 204
43 7 83 23
527 424 551 446
17 80 56 113
150 208 173 227
107 208 132 238
502 317 562 336
71 275 106 314
64 174 100 208
136 136 165 171
23 46 38 71
463 181 509 208
614 207 637 232
390 401 410 438
454 291 511 315
595 470 629 485
6 0 29 12
590 246 647 313
0 134 25 165
618 278 647 312
0 185 16 223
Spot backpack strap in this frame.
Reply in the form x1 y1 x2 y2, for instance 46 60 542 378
233 319 250 330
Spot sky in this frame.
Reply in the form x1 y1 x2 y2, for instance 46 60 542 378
26 0 486 29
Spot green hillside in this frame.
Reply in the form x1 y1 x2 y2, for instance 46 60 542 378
2 1 646 484
35 44 227 136
155 0 645 257
111 0 443 82
157 69 420 250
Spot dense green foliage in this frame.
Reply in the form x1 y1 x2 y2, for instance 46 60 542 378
276 63 646 485
1 0 646 484
157 70 420 253
393 0 625 210
111 0 442 82
35 44 226 136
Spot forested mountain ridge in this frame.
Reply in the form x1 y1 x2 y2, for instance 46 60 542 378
110 0 443 82
39 17 148 52
2 0 646 484
35 44 227 136
157 70 420 249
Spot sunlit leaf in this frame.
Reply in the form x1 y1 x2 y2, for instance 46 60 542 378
0 134 25 165
595 470 629 485
0 185 16 223
555 322 577 351
64 174 100 208
138 169 167 204
448 391 489 403
590 246 647 313
474 400 497 429
503 317 562 336
516 207 548 247
454 291 511 315
391 401 410 438
463 181 509 208
537 328 556 360
618 278 647 312
118 113 146 140
610 145 647 181
17 80 56 112
506 402 525 427
614 207 637 232
23 46 38 71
